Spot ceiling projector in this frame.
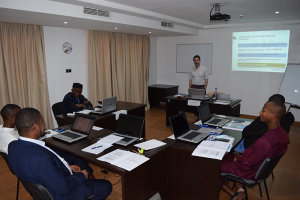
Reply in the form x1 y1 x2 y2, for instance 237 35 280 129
210 3 231 21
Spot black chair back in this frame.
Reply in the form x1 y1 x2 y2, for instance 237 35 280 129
52 102 62 116
0 152 15 175
20 179 54 200
255 154 284 180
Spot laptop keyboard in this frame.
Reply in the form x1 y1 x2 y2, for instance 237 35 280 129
61 131 81 139
183 131 201 139
121 137 132 142
210 119 222 124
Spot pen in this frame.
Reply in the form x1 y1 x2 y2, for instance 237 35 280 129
132 150 139 154
91 145 103 149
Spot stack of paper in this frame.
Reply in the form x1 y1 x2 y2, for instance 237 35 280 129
134 139 166 150
192 140 232 160
222 120 251 131
82 134 124 154
97 149 149 171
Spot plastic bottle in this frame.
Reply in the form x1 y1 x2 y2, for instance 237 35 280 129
214 87 218 99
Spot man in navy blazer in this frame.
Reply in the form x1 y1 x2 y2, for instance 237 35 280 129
8 108 112 200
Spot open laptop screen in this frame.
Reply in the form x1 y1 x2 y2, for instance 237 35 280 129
198 104 212 123
169 113 190 138
71 115 95 135
116 114 144 138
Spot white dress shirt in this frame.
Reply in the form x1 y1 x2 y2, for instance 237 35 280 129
189 65 208 85
0 125 19 154
19 137 73 175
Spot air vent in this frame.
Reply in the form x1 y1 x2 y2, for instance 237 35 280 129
161 22 173 28
84 7 110 18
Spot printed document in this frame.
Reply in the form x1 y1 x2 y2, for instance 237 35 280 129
192 140 231 160
134 139 166 150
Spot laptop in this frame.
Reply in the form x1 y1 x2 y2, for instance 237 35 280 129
113 114 145 146
53 114 96 143
216 94 232 103
188 88 209 100
91 96 117 115
198 103 229 127
169 112 209 143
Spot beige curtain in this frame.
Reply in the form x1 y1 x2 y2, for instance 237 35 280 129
88 31 150 110
0 22 54 128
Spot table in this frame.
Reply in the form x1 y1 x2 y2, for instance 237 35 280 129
148 84 179 107
46 126 168 200
55 101 146 138
165 95 241 126
161 120 248 200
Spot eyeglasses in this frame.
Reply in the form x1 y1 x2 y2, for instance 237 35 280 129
261 108 276 115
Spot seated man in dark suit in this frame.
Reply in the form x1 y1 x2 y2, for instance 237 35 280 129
61 83 93 114
221 100 290 200
8 108 112 200
0 104 95 179
234 94 294 153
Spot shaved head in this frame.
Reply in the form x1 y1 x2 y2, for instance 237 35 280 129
1 104 21 121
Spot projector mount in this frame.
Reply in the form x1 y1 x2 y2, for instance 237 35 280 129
210 3 231 21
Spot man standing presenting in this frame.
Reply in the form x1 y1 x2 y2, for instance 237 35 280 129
189 55 208 121
61 83 93 114
189 55 208 92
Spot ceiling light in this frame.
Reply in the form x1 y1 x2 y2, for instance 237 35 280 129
115 27 118 29
149 32 151 33
64 22 67 24
275 11 279 14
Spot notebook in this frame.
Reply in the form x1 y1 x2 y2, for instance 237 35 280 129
169 112 209 143
52 114 96 143
113 114 145 146
198 103 229 127
188 88 209 100
91 96 117 115
216 94 232 103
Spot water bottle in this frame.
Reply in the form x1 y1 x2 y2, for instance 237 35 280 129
214 87 218 99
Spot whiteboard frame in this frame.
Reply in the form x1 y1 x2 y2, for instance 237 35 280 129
176 43 213 74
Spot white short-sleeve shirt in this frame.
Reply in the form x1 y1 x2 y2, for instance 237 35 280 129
0 125 19 154
189 65 208 85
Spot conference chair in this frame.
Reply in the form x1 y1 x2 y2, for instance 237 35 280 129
0 152 19 200
20 179 54 200
220 154 284 200
20 179 96 200
52 102 62 116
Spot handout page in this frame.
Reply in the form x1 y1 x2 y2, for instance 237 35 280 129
92 126 103 131
76 109 91 114
187 100 201 106
113 153 150 171
213 101 229 105
112 110 127 120
200 140 231 151
97 149 131 164
222 120 251 131
82 142 112 155
134 139 166 150
98 134 123 144
192 146 226 160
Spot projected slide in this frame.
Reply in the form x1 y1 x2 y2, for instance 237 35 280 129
232 30 290 73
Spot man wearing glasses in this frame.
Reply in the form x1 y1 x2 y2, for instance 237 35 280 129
234 94 294 153
61 83 93 114
221 99 290 200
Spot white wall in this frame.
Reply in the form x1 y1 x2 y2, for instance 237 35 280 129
44 26 89 127
149 36 157 85
156 24 300 121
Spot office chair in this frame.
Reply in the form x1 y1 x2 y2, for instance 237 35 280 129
52 102 63 116
220 154 284 200
20 179 54 200
0 152 19 200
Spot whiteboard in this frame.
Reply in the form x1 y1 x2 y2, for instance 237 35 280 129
176 44 213 74
278 63 300 105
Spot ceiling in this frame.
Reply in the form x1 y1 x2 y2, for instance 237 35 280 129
0 0 300 37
